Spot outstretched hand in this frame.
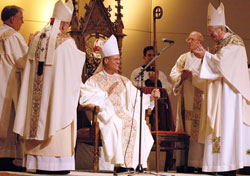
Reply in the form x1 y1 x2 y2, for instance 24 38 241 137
28 31 40 46
193 45 207 59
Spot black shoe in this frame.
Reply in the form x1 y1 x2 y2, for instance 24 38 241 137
0 158 26 172
239 167 250 175
176 166 195 173
36 170 70 175
0 165 26 172
114 167 134 173
194 167 203 174
203 171 236 176
216 170 236 176
186 166 195 173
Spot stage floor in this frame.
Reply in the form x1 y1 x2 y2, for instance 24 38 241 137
0 170 247 176
0 170 212 176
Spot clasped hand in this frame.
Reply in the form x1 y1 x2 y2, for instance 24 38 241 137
151 88 160 101
181 69 192 81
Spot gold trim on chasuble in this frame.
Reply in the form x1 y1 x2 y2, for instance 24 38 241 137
211 32 244 54
212 136 220 153
29 33 71 138
185 88 203 142
246 149 250 155
0 29 16 58
0 29 16 40
94 73 137 168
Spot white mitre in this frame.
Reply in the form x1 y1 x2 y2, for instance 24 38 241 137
52 0 74 22
101 35 119 57
46 0 73 65
27 0 74 65
94 35 120 74
207 2 226 27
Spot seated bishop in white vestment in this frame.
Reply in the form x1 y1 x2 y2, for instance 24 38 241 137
79 35 160 171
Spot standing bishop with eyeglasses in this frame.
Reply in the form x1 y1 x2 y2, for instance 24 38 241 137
192 2 250 174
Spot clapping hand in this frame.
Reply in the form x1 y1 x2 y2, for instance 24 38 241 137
181 69 192 81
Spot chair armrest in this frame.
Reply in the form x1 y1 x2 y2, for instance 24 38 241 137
78 104 100 123
146 108 152 130
78 104 100 112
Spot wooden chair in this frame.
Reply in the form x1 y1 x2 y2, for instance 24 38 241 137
77 104 101 172
151 130 190 171
143 87 190 172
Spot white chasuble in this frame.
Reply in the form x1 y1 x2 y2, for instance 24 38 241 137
170 51 205 168
199 32 250 172
13 29 85 170
79 70 154 168
0 24 28 158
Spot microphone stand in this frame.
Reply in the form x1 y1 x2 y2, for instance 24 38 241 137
134 42 173 174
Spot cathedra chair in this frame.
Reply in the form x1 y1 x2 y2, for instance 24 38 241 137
70 0 126 172
142 87 190 172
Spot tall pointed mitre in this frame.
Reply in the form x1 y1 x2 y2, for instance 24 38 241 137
101 35 119 57
94 35 120 73
52 0 74 22
207 2 226 27
27 0 74 65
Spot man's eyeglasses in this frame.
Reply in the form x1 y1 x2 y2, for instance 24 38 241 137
185 38 198 42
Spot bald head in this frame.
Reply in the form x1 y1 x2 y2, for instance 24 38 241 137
186 31 204 52
190 31 204 42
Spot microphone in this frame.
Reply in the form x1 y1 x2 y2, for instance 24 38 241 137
162 38 175 44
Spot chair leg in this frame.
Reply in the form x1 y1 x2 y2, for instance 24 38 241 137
93 142 99 172
183 138 190 172
93 123 100 172
164 148 174 171
164 150 170 171
147 155 150 171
